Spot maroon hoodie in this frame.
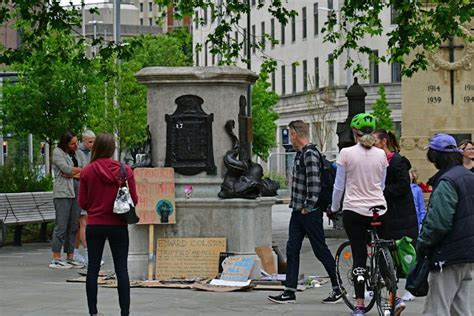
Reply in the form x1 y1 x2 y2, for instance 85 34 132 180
79 158 138 226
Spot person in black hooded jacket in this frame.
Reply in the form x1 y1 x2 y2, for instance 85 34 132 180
373 129 419 241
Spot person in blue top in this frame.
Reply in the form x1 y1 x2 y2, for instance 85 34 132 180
409 169 426 233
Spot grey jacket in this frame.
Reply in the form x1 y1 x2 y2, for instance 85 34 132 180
52 147 85 198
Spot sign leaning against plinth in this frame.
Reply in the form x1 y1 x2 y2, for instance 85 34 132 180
134 167 175 224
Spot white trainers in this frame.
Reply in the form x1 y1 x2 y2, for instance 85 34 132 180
401 291 415 301
73 253 86 264
49 260 72 269
66 259 85 269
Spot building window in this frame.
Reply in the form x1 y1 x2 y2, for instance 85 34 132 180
328 54 334 86
194 11 199 29
149 18 153 26
292 63 297 94
391 5 400 25
195 50 199 66
303 60 308 91
261 21 265 49
391 62 401 83
212 52 215 65
281 65 286 95
149 2 153 11
302 7 307 39
369 50 379 84
252 24 256 53
314 57 320 89
140 18 144 26
203 8 208 25
243 28 247 54
252 0 256 6
235 31 239 45
270 18 275 49
140 3 143 12
271 71 276 92
313 3 319 36
281 22 286 45
204 43 208 66
327 0 333 10
291 16 296 42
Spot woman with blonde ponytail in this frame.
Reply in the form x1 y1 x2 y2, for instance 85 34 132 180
330 113 389 316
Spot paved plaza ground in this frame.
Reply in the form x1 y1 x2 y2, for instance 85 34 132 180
1 204 473 316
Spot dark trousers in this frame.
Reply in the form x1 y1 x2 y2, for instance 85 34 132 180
86 225 130 316
342 210 375 299
285 210 338 291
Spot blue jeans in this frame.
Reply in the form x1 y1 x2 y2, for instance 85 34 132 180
285 210 338 291
86 225 130 316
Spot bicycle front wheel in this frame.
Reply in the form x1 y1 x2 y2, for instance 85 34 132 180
374 246 397 316
335 240 376 312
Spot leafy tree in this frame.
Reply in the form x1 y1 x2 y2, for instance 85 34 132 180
1 1 470 77
1 29 94 161
251 72 279 161
87 32 193 160
322 1 473 77
372 85 394 131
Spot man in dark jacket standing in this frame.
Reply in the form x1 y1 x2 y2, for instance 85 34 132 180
417 134 474 316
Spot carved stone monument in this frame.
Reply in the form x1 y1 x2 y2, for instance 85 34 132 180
129 67 276 280
400 23 474 182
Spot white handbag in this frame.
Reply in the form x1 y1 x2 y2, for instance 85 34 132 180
113 163 139 224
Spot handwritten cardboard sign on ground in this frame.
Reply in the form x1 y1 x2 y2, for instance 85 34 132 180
219 255 255 282
156 237 226 279
134 168 175 225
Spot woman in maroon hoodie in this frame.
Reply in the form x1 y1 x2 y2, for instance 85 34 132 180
79 133 138 316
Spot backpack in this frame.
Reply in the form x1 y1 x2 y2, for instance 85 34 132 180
300 144 336 212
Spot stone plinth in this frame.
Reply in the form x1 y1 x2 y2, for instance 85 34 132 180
131 67 276 280
128 197 275 280
135 66 258 198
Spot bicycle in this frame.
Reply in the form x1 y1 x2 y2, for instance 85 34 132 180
335 205 398 316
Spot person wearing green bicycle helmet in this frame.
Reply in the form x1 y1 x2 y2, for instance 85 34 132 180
331 113 388 315
350 113 377 137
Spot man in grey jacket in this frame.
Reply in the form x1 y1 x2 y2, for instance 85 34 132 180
74 130 95 265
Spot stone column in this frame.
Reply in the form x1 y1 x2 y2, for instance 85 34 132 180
129 66 276 280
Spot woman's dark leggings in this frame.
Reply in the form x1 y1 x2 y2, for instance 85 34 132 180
343 210 374 300
86 225 130 316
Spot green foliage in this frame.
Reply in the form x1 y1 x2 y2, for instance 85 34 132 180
0 160 52 193
322 1 473 77
252 72 279 161
372 85 394 131
87 32 193 158
266 172 288 189
156 0 296 72
1 29 94 145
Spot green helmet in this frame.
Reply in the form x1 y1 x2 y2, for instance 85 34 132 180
350 113 376 132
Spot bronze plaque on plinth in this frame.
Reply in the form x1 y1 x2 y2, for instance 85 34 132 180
165 94 216 175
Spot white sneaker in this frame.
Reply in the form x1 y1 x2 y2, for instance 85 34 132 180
49 260 72 269
66 259 85 269
402 291 415 301
73 253 86 264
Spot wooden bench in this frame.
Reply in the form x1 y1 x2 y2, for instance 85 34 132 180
0 191 55 247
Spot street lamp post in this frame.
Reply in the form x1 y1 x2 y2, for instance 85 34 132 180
88 20 103 56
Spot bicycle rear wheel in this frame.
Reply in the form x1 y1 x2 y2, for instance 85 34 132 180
335 241 376 312
374 246 397 316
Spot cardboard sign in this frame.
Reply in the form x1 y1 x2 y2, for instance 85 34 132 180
134 168 175 225
220 255 255 282
156 237 226 279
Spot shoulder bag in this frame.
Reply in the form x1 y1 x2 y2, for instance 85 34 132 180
113 163 140 224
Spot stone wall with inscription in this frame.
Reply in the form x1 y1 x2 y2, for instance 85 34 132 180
401 23 474 182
